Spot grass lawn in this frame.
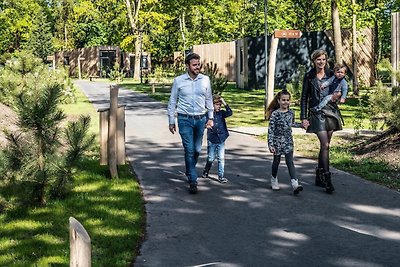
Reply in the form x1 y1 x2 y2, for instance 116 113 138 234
290 133 399 190
0 87 145 266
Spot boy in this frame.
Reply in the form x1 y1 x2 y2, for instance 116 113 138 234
202 95 232 183
311 63 348 113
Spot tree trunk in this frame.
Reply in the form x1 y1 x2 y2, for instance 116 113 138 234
352 0 359 95
179 13 187 54
332 0 343 64
64 24 68 49
125 0 142 80
134 33 142 80
373 0 379 80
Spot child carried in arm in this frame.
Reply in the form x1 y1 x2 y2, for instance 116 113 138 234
310 63 348 113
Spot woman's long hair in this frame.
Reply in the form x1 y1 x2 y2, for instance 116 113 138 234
266 90 291 120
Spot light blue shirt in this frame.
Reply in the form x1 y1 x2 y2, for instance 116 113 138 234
167 72 214 125
322 76 348 99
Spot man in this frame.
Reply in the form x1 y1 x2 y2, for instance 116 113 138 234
168 53 214 194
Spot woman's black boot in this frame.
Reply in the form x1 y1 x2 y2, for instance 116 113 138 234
323 172 335 194
202 161 213 178
315 167 326 187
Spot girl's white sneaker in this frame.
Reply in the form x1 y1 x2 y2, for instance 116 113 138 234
291 179 303 195
271 176 280 191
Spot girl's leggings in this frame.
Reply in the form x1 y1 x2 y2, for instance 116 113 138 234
271 151 296 180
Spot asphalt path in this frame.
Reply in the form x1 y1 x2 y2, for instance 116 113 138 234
75 80 400 267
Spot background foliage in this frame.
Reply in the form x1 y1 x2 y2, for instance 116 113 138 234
0 0 399 64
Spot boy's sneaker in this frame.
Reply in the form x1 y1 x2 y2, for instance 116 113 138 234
201 170 209 178
291 179 303 195
218 177 228 183
189 182 198 194
270 176 280 191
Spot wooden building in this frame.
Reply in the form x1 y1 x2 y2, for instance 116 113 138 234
53 46 148 78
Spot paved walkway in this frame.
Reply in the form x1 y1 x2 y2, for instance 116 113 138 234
75 80 400 267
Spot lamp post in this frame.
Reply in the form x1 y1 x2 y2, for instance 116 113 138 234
139 30 143 84
263 0 269 120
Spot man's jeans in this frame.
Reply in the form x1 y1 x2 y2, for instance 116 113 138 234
178 115 207 184
207 141 225 178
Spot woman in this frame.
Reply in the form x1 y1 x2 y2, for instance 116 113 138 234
300 49 343 194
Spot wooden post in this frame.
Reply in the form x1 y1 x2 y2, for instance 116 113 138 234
99 109 109 165
108 85 119 178
99 106 125 166
69 217 91 267
117 106 126 165
151 83 155 93
267 36 279 106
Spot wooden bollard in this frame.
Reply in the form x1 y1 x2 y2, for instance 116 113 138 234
69 217 91 267
108 85 119 178
99 106 125 166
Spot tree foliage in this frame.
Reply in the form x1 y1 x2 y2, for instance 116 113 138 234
24 8 55 62
0 0 398 64
0 51 75 106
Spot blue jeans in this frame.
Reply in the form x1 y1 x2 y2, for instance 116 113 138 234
178 115 207 184
207 141 225 178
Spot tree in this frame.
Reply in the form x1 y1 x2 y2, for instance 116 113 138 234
332 0 343 64
125 0 142 79
69 1 108 47
25 8 54 62
292 0 331 31
352 0 359 95
0 0 41 54
1 53 94 205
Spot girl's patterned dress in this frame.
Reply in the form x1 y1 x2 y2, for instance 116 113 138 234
268 109 298 155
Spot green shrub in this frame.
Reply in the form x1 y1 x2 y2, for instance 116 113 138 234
377 58 392 84
286 65 306 101
353 94 371 133
368 82 399 130
203 62 228 96
109 62 124 82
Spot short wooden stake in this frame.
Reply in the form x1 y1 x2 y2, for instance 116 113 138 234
69 217 91 267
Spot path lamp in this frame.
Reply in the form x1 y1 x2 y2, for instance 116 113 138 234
264 0 269 120
139 29 143 84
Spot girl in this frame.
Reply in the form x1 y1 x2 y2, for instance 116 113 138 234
267 90 303 195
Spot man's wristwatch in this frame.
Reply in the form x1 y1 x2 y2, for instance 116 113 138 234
208 118 214 120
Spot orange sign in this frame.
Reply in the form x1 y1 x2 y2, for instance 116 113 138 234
274 30 302 38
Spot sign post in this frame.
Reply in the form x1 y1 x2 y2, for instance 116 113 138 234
266 30 302 114
263 0 268 120
273 30 302 38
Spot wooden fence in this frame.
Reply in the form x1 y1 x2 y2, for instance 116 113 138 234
193 41 236 81
325 28 375 87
